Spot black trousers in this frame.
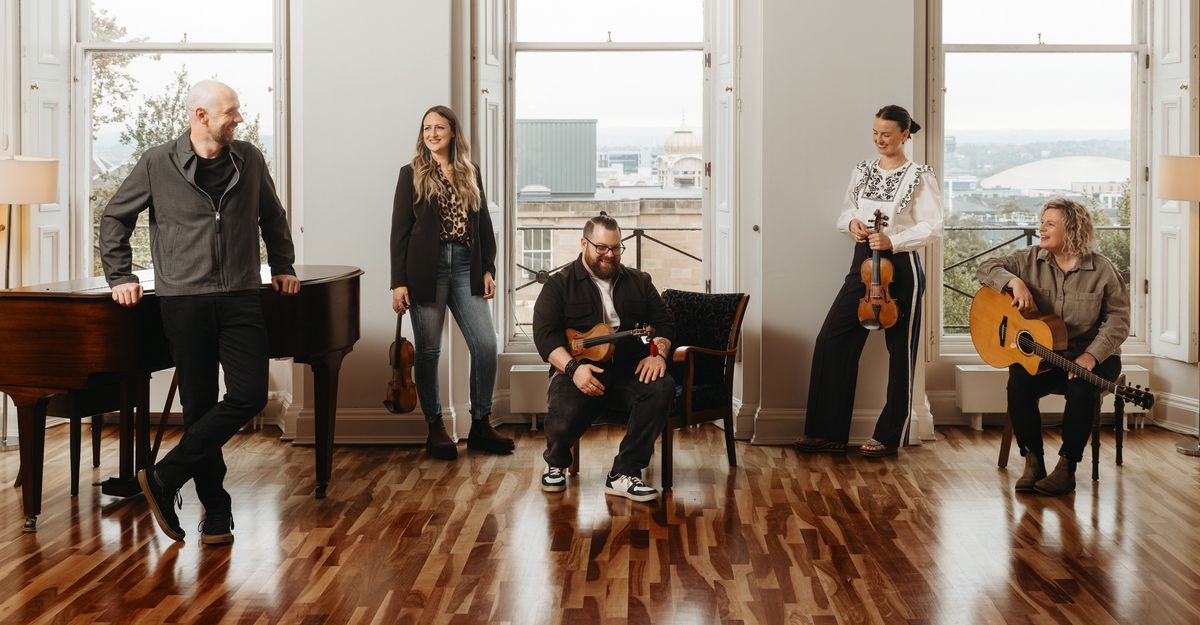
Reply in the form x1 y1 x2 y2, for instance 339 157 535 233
543 369 673 477
1006 355 1121 463
803 243 925 448
155 292 269 513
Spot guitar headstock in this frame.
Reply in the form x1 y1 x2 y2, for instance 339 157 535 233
633 324 656 340
1116 383 1155 410
869 209 889 233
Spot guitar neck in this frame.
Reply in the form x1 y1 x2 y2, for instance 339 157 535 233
1027 342 1114 392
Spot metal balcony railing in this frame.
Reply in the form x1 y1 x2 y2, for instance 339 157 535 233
512 226 702 293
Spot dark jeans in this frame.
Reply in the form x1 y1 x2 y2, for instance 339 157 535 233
543 370 673 477
155 292 269 513
1007 355 1122 463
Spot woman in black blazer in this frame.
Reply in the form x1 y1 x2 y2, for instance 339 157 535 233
390 105 513 459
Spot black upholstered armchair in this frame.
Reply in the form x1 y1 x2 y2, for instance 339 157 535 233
660 289 750 489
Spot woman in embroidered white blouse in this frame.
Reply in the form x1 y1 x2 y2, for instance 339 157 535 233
795 105 944 458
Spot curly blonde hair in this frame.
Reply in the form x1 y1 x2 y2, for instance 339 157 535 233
1041 197 1095 258
411 105 481 212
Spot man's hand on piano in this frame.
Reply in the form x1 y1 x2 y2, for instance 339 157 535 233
272 274 301 296
111 283 143 308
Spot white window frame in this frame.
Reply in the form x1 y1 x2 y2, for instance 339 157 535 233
70 0 288 278
520 227 552 279
928 0 1152 357
504 1 709 349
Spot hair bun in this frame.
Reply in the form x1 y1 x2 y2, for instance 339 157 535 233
908 120 921 135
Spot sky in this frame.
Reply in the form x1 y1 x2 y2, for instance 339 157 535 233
87 0 1140 147
941 0 1135 132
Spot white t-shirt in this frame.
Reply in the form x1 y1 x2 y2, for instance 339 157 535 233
590 275 621 329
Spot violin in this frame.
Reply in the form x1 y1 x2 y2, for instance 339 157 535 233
566 324 655 363
383 312 418 413
857 209 899 330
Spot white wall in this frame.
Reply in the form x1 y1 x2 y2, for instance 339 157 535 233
746 0 920 443
288 0 452 442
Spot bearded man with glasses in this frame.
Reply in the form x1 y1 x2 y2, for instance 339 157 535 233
532 214 675 502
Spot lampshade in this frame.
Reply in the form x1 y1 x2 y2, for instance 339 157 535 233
1159 155 1200 202
0 156 59 204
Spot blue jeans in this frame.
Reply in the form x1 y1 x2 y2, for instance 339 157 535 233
409 242 498 423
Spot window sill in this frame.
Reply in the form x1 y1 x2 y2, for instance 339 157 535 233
939 335 1153 359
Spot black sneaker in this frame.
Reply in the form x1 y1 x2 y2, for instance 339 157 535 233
200 511 235 546
138 468 184 541
604 473 659 502
541 466 567 492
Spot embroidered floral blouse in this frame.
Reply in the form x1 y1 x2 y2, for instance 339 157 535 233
835 159 944 253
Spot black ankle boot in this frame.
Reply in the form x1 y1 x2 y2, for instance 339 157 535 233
1015 453 1046 493
467 418 516 454
426 418 458 460
1034 456 1076 496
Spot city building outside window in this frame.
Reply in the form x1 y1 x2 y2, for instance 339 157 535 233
934 0 1145 338
510 0 705 341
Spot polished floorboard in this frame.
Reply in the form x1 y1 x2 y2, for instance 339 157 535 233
0 421 1198 625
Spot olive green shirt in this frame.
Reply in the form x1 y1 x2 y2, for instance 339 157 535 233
976 246 1130 363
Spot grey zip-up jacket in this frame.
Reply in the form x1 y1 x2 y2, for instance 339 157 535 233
100 132 296 296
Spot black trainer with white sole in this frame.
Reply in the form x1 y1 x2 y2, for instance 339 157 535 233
541 466 567 492
604 473 659 502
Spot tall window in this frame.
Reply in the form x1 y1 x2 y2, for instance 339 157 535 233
935 0 1145 337
509 0 705 341
81 0 279 275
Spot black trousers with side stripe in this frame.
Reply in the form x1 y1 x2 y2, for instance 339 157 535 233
803 242 925 448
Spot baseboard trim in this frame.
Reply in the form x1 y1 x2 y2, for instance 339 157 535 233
751 408 912 446
1147 391 1200 436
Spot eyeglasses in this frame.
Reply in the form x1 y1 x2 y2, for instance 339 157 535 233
584 237 625 256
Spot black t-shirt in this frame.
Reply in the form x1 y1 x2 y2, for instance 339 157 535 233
195 149 235 208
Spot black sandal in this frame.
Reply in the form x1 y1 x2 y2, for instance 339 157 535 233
794 437 847 453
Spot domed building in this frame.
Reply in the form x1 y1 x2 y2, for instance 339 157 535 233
655 123 703 188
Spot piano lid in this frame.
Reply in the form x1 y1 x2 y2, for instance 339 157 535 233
0 265 364 298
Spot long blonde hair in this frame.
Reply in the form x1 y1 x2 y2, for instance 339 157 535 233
411 105 481 212
1041 196 1095 258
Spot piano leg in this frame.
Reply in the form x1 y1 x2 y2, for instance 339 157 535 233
100 375 141 498
10 389 52 532
307 350 347 499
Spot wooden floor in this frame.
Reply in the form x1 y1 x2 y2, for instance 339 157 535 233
0 422 1198 625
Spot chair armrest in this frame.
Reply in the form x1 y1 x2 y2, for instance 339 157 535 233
672 345 738 363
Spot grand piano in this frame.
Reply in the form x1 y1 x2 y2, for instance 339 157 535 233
0 265 362 531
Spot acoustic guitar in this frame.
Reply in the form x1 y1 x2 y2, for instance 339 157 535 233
567 323 655 363
968 286 1154 409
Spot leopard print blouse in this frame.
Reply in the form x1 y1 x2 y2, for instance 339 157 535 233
434 167 471 246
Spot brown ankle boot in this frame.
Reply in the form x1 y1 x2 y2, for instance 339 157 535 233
1034 456 1076 496
426 418 458 460
1014 453 1046 493
467 418 516 454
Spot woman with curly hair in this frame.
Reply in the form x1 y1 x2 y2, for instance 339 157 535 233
976 196 1130 496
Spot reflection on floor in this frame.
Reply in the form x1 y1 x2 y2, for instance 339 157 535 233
0 422 1198 625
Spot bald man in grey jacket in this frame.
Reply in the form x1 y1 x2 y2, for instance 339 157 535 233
100 80 298 545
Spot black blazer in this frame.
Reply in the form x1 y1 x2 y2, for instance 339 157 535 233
390 163 497 303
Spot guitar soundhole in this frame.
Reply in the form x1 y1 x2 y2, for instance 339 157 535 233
1015 330 1034 356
